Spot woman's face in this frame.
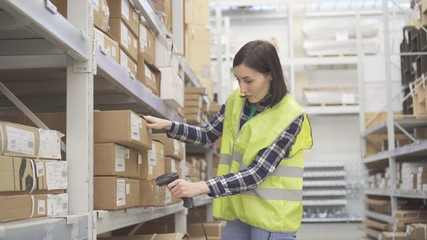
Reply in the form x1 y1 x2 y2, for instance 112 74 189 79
234 64 271 104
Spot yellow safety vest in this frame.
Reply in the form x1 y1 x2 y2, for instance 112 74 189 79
213 89 313 232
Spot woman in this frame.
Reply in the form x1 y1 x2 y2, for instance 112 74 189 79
145 40 313 240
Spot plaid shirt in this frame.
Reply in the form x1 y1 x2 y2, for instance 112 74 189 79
167 96 304 198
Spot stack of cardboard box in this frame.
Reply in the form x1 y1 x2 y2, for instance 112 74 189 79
183 0 212 98
184 87 208 125
0 121 67 223
93 110 152 210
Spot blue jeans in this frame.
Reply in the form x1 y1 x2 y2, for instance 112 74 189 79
221 220 296 240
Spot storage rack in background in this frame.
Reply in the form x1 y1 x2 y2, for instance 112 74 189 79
302 161 358 222
360 0 427 239
0 0 213 239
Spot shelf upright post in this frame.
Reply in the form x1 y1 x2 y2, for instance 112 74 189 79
172 0 184 54
171 0 188 233
66 0 95 239
215 0 224 103
287 2 295 96
383 0 398 214
356 2 366 155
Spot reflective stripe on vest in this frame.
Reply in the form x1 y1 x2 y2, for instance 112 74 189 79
241 188 302 201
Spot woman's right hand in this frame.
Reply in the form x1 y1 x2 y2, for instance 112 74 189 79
144 115 172 131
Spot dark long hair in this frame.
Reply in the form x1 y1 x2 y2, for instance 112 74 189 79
233 40 288 107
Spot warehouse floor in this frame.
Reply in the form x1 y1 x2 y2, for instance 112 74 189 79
297 223 370 240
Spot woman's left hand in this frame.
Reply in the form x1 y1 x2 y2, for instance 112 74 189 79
167 179 210 198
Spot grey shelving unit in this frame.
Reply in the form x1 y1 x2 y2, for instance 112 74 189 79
360 0 427 233
302 162 362 222
0 0 212 239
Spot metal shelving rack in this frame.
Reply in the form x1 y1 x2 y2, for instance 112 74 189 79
360 0 427 230
302 162 361 222
0 0 212 239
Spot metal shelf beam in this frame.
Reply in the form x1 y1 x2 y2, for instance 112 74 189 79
96 196 212 234
0 216 89 240
0 0 90 62
304 105 360 115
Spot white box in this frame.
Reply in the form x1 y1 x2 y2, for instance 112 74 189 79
159 66 184 109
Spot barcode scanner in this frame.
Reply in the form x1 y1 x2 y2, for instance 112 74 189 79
155 172 208 240
155 172 194 208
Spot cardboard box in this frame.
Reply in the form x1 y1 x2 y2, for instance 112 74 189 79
94 110 152 152
183 107 200 115
187 221 226 239
107 0 139 36
139 23 156 65
184 0 209 25
140 141 165 180
51 0 110 33
184 87 207 95
137 60 161 96
95 28 120 64
139 179 171 206
184 25 212 96
120 49 138 78
159 66 184 109
94 177 140 210
109 18 138 62
0 194 47 223
100 233 189 240
380 232 408 240
408 223 427 239
0 121 63 160
152 133 185 160
94 0 110 33
164 157 182 174
94 143 140 179
1 157 66 193
0 156 15 192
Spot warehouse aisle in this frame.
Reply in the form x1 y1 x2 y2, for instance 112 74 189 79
297 223 370 240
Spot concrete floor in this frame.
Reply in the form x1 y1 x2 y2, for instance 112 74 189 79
297 223 372 240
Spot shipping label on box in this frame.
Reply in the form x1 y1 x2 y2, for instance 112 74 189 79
6 125 35 156
130 112 142 141
140 141 165 180
47 193 68 216
45 160 68 190
139 23 156 65
116 178 126 207
38 129 63 160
